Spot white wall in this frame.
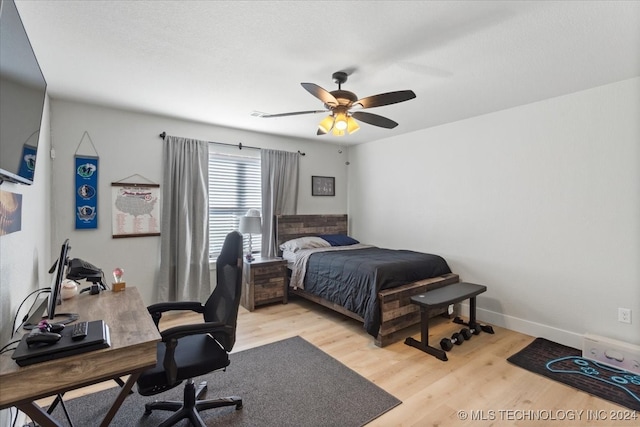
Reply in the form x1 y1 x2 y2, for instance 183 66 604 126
0 97 51 426
347 77 640 348
49 99 348 305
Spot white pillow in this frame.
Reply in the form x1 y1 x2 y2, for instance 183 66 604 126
281 249 297 263
279 236 331 253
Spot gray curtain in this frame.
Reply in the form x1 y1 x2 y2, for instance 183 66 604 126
261 149 299 257
157 135 211 302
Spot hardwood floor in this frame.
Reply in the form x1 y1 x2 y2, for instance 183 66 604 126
36 296 638 426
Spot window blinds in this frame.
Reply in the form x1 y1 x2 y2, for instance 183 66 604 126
208 152 262 258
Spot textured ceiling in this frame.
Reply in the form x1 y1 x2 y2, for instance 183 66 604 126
13 0 640 145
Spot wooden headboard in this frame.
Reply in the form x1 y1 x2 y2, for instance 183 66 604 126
275 214 348 253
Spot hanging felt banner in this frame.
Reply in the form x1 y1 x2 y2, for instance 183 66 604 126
17 144 37 181
75 155 99 229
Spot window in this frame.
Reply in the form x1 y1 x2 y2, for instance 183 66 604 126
208 151 261 259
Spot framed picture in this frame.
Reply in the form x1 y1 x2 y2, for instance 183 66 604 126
111 183 161 238
312 176 335 196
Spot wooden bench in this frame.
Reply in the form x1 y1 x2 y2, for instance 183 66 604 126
405 282 487 361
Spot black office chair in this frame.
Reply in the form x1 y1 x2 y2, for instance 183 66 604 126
137 231 244 427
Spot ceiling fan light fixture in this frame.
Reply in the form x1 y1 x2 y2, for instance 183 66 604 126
262 72 416 136
334 112 348 131
318 115 335 134
346 116 360 134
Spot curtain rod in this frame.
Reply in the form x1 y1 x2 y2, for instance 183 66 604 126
159 132 305 156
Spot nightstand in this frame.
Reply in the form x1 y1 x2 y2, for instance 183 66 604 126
241 256 288 311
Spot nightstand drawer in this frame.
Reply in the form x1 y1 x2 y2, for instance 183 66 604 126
254 275 286 301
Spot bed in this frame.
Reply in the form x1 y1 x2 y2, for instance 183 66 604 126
276 214 459 347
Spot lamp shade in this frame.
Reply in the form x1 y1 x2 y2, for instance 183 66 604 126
239 215 261 234
318 115 335 134
334 112 348 131
346 116 360 134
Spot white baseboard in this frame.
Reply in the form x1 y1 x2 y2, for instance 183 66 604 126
456 304 584 349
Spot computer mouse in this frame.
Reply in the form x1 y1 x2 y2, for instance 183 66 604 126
47 323 65 333
37 321 65 333
26 331 62 346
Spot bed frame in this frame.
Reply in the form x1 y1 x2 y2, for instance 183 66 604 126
276 214 459 347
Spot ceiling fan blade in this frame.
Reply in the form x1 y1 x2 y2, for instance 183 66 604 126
259 110 326 118
317 129 328 135
301 83 339 107
355 90 416 109
352 111 398 129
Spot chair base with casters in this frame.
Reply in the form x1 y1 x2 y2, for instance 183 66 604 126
144 378 242 427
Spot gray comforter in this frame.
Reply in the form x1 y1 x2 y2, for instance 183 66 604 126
303 247 452 337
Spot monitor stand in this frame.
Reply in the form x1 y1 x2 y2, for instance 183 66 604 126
22 295 48 330
46 312 79 325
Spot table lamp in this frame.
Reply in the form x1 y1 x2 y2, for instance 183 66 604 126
239 209 262 262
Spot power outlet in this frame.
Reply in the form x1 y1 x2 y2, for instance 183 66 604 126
618 308 632 324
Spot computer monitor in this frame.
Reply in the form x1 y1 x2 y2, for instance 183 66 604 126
46 239 78 324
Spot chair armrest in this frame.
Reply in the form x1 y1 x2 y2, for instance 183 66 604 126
147 301 204 328
160 322 234 384
147 301 204 314
160 321 231 342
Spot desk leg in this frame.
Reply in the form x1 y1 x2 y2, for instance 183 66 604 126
99 372 141 427
404 307 448 361
16 402 64 427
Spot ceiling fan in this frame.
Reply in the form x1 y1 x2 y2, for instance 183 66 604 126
258 71 416 136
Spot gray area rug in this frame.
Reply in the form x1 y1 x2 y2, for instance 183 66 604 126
49 336 401 426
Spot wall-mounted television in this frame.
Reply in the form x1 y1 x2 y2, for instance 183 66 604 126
0 0 47 185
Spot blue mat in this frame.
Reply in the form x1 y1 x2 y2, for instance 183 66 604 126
508 337 640 411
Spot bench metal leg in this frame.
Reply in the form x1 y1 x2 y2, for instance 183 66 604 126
454 296 478 326
404 307 448 361
453 296 494 332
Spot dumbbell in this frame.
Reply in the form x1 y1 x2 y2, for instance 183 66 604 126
440 331 465 351
459 327 474 340
460 322 485 340
473 322 495 334
454 317 496 335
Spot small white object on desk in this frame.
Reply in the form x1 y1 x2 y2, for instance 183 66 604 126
60 279 78 300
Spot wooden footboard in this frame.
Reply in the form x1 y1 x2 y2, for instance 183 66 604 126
290 272 460 347
376 273 459 347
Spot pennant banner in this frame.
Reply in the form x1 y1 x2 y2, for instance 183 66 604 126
18 144 37 181
75 155 99 229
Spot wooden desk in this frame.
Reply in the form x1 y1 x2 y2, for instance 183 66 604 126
0 287 161 427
